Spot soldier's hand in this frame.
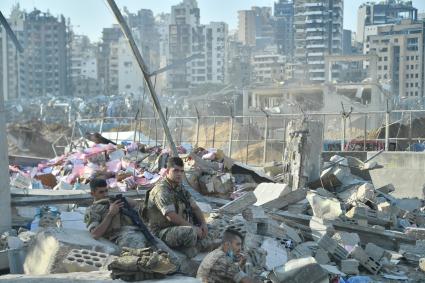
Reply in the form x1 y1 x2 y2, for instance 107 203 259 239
236 252 247 268
200 223 208 238
195 226 204 239
108 200 123 217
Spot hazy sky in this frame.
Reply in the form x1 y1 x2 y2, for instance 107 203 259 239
1 0 425 42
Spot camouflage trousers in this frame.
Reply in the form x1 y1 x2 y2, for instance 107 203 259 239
158 225 221 253
115 226 148 249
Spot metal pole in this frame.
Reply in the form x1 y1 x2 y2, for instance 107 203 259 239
364 113 367 151
384 100 390 151
179 119 184 145
282 118 286 160
106 0 178 156
228 108 234 158
147 119 152 145
195 107 200 146
162 107 169 147
261 109 269 164
212 117 217 148
245 117 251 164
341 116 346 152
409 111 412 151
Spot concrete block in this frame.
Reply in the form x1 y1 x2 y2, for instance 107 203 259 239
261 188 307 211
309 216 335 240
340 259 359 275
261 237 288 270
317 234 348 263
63 249 110 272
306 191 342 220
332 232 359 253
348 183 376 204
23 228 119 275
314 248 330 265
346 206 391 227
290 242 316 259
364 243 386 262
257 220 302 244
253 183 291 207
405 227 425 240
376 184 395 194
350 246 382 275
242 206 267 222
268 257 328 283
218 191 257 214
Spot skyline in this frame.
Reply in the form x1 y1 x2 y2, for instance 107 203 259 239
1 0 425 42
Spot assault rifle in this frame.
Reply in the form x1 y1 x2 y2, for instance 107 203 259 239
110 194 157 246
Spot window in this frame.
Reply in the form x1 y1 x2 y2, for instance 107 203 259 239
406 56 409 61
406 83 409 88
411 65 414 70
384 65 387 70
411 56 414 60
416 74 419 78
384 56 387 61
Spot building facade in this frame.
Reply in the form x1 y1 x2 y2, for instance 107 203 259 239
364 19 425 102
356 0 417 43
294 0 344 82
238 10 256 46
274 0 294 59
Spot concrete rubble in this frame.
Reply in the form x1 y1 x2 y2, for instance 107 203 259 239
2 119 425 282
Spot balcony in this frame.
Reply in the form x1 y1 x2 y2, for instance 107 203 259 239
304 3 324 7
306 19 324 24
306 35 323 40
307 44 325 49
304 11 323 16
306 28 324 32
307 52 324 57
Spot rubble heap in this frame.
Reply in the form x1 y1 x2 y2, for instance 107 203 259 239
2 123 425 282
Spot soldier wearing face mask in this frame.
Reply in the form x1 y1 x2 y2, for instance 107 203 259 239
196 229 260 283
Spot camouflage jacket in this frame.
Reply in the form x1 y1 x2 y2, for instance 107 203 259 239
145 178 196 235
84 198 135 241
196 248 248 283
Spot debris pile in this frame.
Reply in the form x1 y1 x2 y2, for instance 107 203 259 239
2 121 425 282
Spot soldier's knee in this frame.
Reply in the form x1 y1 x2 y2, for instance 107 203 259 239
180 226 197 247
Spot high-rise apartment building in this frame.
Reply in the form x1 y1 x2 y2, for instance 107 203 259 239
238 10 256 46
2 8 70 98
364 19 425 101
356 0 417 43
98 25 122 95
294 0 343 82
168 0 228 94
0 7 24 101
274 0 294 59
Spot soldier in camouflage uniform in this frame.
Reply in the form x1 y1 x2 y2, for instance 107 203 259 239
145 157 219 256
197 229 258 283
84 178 147 249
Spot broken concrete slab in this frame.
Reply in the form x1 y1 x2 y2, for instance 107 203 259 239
260 237 288 270
261 188 307 211
331 232 360 253
350 245 382 275
314 248 330 265
309 216 335 240
340 259 359 275
317 234 348 263
405 227 425 240
364 243 392 264
257 219 302 244
268 257 328 283
253 183 291 207
0 272 201 282
306 191 342 220
281 120 323 190
23 228 119 275
242 206 267 222
218 191 257 214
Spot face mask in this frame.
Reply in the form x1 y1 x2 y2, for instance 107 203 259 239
226 249 236 261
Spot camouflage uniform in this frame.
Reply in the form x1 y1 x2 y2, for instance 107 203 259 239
84 199 147 249
146 178 219 252
197 248 248 283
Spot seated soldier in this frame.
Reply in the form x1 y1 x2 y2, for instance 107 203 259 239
197 229 259 283
145 157 217 255
84 178 147 249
